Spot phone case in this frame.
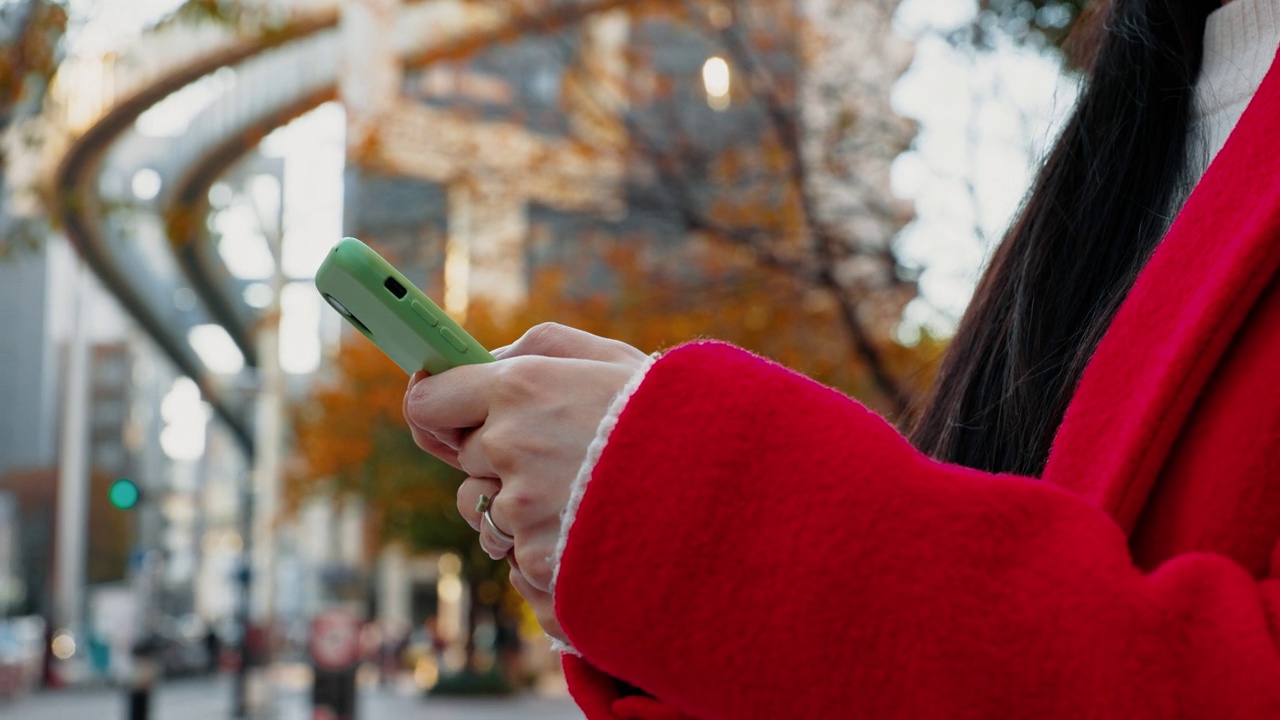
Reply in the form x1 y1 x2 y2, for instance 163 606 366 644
315 237 495 374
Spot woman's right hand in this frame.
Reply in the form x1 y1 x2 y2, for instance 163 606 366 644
402 323 648 639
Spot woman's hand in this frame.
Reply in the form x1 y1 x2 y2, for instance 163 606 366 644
403 323 647 639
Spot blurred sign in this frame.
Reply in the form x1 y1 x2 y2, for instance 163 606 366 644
309 611 360 672
310 610 360 720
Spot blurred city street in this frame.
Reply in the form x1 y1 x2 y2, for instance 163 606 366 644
0 0 1067 716
2 664 583 720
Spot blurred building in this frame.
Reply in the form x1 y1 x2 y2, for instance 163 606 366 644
342 1 797 300
0 224 248 654
344 0 912 329
0 243 70 480
0 240 103 623
0 493 19 616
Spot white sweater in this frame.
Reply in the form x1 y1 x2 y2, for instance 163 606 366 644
1184 0 1280 187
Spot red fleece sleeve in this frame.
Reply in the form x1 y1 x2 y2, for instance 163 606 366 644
553 342 1280 719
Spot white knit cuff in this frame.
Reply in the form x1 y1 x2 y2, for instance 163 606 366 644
545 352 660 654
551 352 659 593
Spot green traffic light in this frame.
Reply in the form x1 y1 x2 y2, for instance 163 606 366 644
108 478 140 510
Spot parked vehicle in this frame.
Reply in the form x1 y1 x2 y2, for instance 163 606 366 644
156 614 211 678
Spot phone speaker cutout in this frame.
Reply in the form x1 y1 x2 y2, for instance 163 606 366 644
384 277 407 299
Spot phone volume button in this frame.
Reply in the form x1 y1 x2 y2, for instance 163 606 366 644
439 327 469 353
410 300 440 327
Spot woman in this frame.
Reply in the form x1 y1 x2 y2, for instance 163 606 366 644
404 0 1280 714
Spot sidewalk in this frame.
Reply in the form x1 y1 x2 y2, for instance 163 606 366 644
0 668 585 719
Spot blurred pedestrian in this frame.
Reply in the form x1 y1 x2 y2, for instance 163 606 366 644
203 624 220 675
404 0 1280 716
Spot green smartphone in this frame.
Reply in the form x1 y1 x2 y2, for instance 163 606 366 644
315 237 494 374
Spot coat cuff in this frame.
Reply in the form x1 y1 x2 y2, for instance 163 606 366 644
563 652 698 719
547 350 658 659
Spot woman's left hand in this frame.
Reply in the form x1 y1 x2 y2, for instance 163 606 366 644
404 323 648 640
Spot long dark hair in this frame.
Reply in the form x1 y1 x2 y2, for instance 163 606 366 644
908 0 1219 476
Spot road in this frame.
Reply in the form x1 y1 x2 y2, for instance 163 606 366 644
0 670 586 720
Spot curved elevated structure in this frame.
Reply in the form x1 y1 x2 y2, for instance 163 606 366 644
44 0 630 456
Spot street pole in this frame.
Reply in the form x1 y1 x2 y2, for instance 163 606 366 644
126 340 173 718
232 490 253 720
250 279 282 638
54 257 92 650
245 169 286 716
127 550 161 720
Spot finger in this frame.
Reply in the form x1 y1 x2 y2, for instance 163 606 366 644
404 364 478 469
405 362 496 432
408 422 464 465
479 526 514 560
511 537 557 594
407 370 429 390
506 566 542 601
457 477 502 532
502 323 647 364
507 569 565 641
432 427 465 453
405 391 463 468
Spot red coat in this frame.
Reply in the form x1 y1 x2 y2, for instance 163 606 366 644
552 48 1280 719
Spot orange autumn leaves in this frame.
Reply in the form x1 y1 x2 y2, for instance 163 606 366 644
285 332 468 553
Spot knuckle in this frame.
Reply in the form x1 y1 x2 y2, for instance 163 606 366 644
523 322 569 349
600 337 646 363
476 427 519 474
457 442 482 477
493 487 537 525
492 359 542 401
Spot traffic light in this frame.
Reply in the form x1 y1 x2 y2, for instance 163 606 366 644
108 478 140 510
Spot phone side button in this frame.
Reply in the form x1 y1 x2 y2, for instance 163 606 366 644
410 300 440 327
439 327 469 353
